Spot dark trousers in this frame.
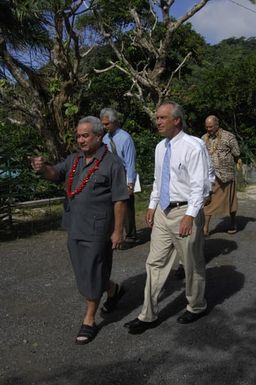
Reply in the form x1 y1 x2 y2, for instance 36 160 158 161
124 193 137 239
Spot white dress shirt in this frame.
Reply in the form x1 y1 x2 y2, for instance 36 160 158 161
193 137 216 190
149 131 210 217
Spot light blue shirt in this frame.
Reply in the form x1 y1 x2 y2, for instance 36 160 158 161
103 128 137 184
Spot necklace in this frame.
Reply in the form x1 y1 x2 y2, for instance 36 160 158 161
67 146 108 198
205 129 222 155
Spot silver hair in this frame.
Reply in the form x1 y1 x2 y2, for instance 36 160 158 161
100 108 119 124
158 101 187 130
78 116 104 135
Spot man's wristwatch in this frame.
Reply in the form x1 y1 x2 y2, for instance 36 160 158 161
127 184 134 191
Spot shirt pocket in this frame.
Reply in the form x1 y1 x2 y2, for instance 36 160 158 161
94 212 108 234
92 174 110 188
176 163 187 182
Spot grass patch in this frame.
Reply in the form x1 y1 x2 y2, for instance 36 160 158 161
0 202 64 241
0 191 152 240
12 204 63 222
2 180 253 241
135 186 151 228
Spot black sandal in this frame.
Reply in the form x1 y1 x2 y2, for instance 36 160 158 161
75 323 98 345
101 284 125 313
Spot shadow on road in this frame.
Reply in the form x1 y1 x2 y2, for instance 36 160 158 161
204 237 238 264
4 300 255 385
206 265 244 311
157 264 244 324
99 236 243 328
210 215 256 235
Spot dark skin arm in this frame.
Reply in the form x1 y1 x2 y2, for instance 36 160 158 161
127 183 134 196
111 201 127 249
31 156 59 181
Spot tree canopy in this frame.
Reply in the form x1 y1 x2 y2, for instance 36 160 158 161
0 0 256 200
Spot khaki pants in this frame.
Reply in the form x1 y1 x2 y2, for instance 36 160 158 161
138 205 207 322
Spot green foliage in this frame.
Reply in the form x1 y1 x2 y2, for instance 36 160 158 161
80 67 132 116
0 122 63 203
48 78 61 94
64 102 79 117
1 2 256 204
0 0 50 50
61 129 75 148
0 79 8 88
154 22 207 78
77 0 150 35
176 37 256 161
132 129 160 185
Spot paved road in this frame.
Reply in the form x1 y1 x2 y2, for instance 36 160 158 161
0 187 256 385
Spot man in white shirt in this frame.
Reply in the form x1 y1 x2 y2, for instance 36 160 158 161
173 137 215 279
124 101 209 334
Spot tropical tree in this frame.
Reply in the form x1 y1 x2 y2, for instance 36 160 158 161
81 0 210 121
179 38 256 161
0 0 95 159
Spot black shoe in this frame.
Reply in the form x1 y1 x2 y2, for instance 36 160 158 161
119 242 133 250
125 237 137 244
123 318 139 328
124 317 158 334
101 284 125 313
174 265 185 280
121 237 139 250
177 310 207 324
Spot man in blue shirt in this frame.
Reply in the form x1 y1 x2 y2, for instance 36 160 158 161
100 108 137 243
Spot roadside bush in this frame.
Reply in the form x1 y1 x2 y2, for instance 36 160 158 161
0 122 63 203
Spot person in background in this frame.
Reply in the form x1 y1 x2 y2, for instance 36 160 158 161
202 115 240 235
31 116 128 344
124 101 209 335
100 108 137 244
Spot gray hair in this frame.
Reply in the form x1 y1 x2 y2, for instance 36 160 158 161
158 101 187 130
78 116 104 135
100 108 119 125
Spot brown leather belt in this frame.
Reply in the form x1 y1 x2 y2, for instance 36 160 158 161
168 201 187 209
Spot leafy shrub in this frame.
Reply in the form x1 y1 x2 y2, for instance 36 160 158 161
0 122 63 203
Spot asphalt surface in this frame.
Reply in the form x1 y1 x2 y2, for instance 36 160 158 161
1 186 256 385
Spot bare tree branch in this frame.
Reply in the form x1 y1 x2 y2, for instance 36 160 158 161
130 7 158 58
81 45 94 58
94 62 117 74
171 0 209 33
163 51 192 97
0 39 34 92
92 0 209 121
148 1 158 36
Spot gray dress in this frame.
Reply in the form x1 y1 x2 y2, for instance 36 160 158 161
54 145 129 299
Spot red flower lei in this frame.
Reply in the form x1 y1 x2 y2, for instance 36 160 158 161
67 146 108 198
